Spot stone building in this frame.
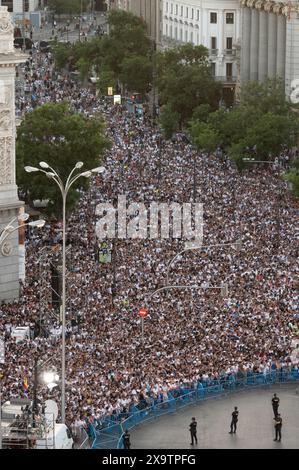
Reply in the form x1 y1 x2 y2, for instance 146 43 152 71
0 5 25 301
240 0 299 98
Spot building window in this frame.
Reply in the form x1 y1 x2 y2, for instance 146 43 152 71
1 0 13 12
185 30 188 42
190 31 193 43
166 2 168 13
170 25 173 38
191 8 194 20
226 12 234 24
186 7 188 18
226 63 233 77
170 3 173 14
211 63 216 76
226 37 233 50
211 37 217 50
175 4 178 15
210 12 217 23
181 6 183 16
196 10 200 21
180 28 183 40
166 24 168 36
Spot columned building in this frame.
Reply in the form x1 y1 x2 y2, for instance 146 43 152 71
240 0 299 98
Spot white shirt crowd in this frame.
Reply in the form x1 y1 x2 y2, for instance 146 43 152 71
0 50 298 429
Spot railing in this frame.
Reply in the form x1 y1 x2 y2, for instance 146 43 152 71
90 369 299 449
215 75 237 84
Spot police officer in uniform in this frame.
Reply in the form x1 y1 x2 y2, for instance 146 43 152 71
189 417 198 445
229 406 239 434
273 414 282 442
272 394 280 418
123 429 131 449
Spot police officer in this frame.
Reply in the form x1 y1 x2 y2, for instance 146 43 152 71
189 417 198 445
272 393 280 418
123 429 131 449
229 406 239 434
273 414 282 442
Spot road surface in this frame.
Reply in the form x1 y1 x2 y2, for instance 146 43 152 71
130 384 299 449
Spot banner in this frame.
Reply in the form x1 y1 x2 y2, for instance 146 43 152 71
98 243 112 264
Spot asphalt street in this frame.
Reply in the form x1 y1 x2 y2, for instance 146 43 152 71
130 385 299 449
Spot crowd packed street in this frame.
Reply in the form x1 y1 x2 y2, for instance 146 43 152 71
0 49 298 432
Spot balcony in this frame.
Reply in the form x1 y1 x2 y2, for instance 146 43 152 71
224 49 236 56
210 49 218 56
215 76 237 85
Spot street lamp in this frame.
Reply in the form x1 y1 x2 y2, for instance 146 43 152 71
140 282 229 343
25 161 105 424
166 239 242 286
0 214 45 256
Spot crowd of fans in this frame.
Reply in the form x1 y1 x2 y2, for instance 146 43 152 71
0 49 298 432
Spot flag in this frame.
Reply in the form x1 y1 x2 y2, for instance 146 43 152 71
23 376 29 394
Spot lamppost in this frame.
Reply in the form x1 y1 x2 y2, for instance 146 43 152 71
140 282 229 343
242 158 285 252
25 161 105 423
166 239 242 286
32 356 59 427
0 213 45 257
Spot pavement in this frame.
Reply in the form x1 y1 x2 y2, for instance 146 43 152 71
130 385 299 449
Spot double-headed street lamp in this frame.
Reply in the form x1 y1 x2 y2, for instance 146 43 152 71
25 161 105 423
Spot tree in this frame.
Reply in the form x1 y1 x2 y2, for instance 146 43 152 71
157 44 221 131
120 55 153 95
189 121 220 153
16 103 111 217
159 104 180 139
190 79 299 170
49 0 89 15
284 157 299 196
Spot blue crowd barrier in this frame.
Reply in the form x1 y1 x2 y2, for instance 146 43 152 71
90 368 299 449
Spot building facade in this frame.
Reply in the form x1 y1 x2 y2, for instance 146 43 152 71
0 0 41 13
162 0 241 83
240 0 299 98
0 5 25 301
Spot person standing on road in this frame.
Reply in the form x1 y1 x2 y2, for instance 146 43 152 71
272 394 280 418
189 417 198 445
229 406 239 434
123 429 131 449
273 414 282 442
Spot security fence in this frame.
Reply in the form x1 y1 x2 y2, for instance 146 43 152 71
91 368 299 449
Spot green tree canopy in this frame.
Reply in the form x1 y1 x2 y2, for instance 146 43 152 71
284 157 299 196
119 55 153 95
157 44 221 130
49 0 89 15
17 102 111 217
190 79 299 170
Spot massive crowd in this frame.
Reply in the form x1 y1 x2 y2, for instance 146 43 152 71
0 48 298 431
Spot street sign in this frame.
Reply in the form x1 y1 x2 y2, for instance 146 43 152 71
114 94 121 105
138 308 148 317
108 87 113 96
